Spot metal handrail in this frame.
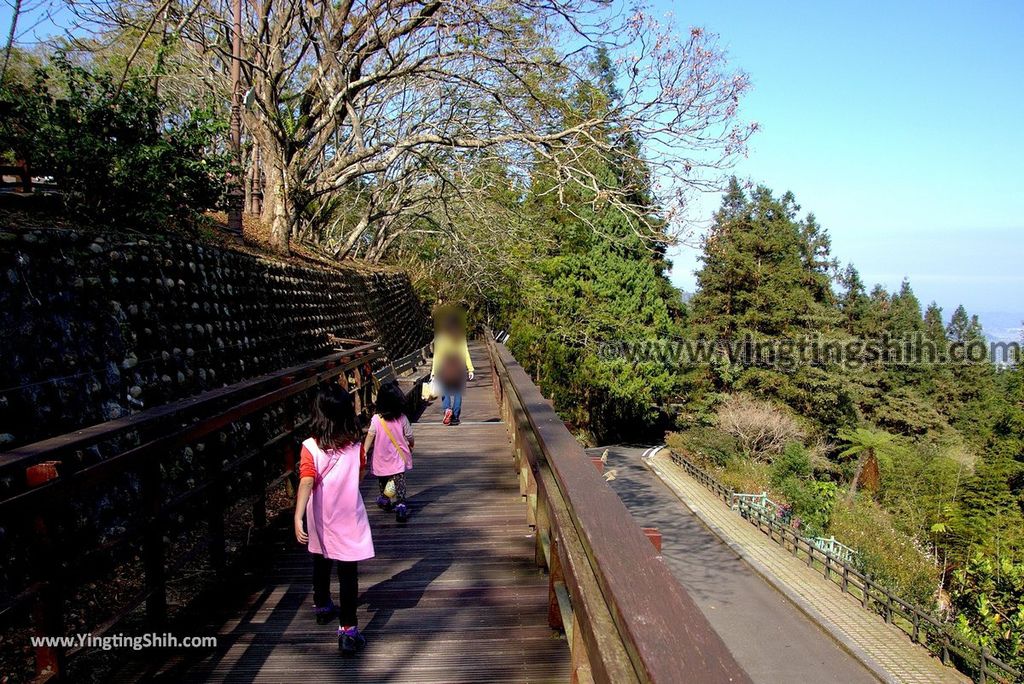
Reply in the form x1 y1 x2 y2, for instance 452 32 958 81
729 492 859 564
809 535 857 565
670 450 1021 684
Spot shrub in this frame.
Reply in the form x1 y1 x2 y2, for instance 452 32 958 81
771 441 813 484
0 54 230 229
950 552 1024 674
778 477 837 536
830 496 939 607
716 393 805 461
716 458 774 495
666 428 741 469
769 443 837 535
666 428 773 493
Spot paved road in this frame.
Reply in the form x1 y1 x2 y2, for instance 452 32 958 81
592 445 879 684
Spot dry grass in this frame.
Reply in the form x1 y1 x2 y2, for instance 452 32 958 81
715 458 775 495
202 211 405 275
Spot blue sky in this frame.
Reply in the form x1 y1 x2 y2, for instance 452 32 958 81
656 0 1023 333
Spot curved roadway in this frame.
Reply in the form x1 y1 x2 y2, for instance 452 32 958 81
594 445 879 684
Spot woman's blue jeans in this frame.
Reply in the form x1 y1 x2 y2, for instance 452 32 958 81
441 389 462 418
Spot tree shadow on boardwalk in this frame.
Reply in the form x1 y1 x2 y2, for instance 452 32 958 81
360 555 454 635
137 554 456 683
401 482 457 517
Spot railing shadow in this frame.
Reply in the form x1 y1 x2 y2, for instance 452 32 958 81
360 555 455 635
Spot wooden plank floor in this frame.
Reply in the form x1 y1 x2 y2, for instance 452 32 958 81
122 343 570 683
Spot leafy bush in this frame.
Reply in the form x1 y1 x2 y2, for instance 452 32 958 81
0 55 230 228
950 552 1024 674
830 496 939 607
716 393 805 461
716 458 774 495
770 443 837 535
665 428 773 493
778 477 838 535
771 441 814 483
666 428 741 468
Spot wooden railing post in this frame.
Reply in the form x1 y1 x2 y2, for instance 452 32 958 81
206 435 227 579
570 610 594 684
548 535 565 631
535 491 550 569
252 443 267 532
31 510 66 681
141 456 167 625
525 461 538 526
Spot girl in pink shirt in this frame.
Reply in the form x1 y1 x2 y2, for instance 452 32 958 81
294 384 374 655
364 381 414 522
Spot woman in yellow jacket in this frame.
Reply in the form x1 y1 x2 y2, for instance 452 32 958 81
431 312 474 425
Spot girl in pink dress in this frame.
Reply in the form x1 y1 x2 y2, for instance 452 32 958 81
294 384 374 655
364 381 414 522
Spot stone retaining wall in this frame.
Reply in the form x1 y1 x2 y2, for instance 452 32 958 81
0 226 430 448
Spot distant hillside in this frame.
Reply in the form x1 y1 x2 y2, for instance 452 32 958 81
977 311 1024 344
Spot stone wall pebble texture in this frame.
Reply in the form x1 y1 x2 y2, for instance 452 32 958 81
0 227 430 448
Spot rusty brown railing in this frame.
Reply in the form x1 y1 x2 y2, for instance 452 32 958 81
485 332 750 684
0 341 385 681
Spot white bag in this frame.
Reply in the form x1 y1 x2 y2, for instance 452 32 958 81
421 378 439 401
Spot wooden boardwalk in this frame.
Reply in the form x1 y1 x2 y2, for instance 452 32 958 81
121 344 570 682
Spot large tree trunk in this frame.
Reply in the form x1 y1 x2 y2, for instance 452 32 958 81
848 449 881 498
365 226 402 262
334 214 372 259
261 152 293 254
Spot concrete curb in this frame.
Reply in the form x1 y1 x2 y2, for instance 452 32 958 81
644 447 910 684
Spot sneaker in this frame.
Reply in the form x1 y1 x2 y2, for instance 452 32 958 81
395 503 409 523
450 415 460 426
443 408 453 425
313 601 337 625
338 626 365 656
375 495 392 511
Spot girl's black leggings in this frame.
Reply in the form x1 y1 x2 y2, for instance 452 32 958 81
377 472 407 503
312 553 358 627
